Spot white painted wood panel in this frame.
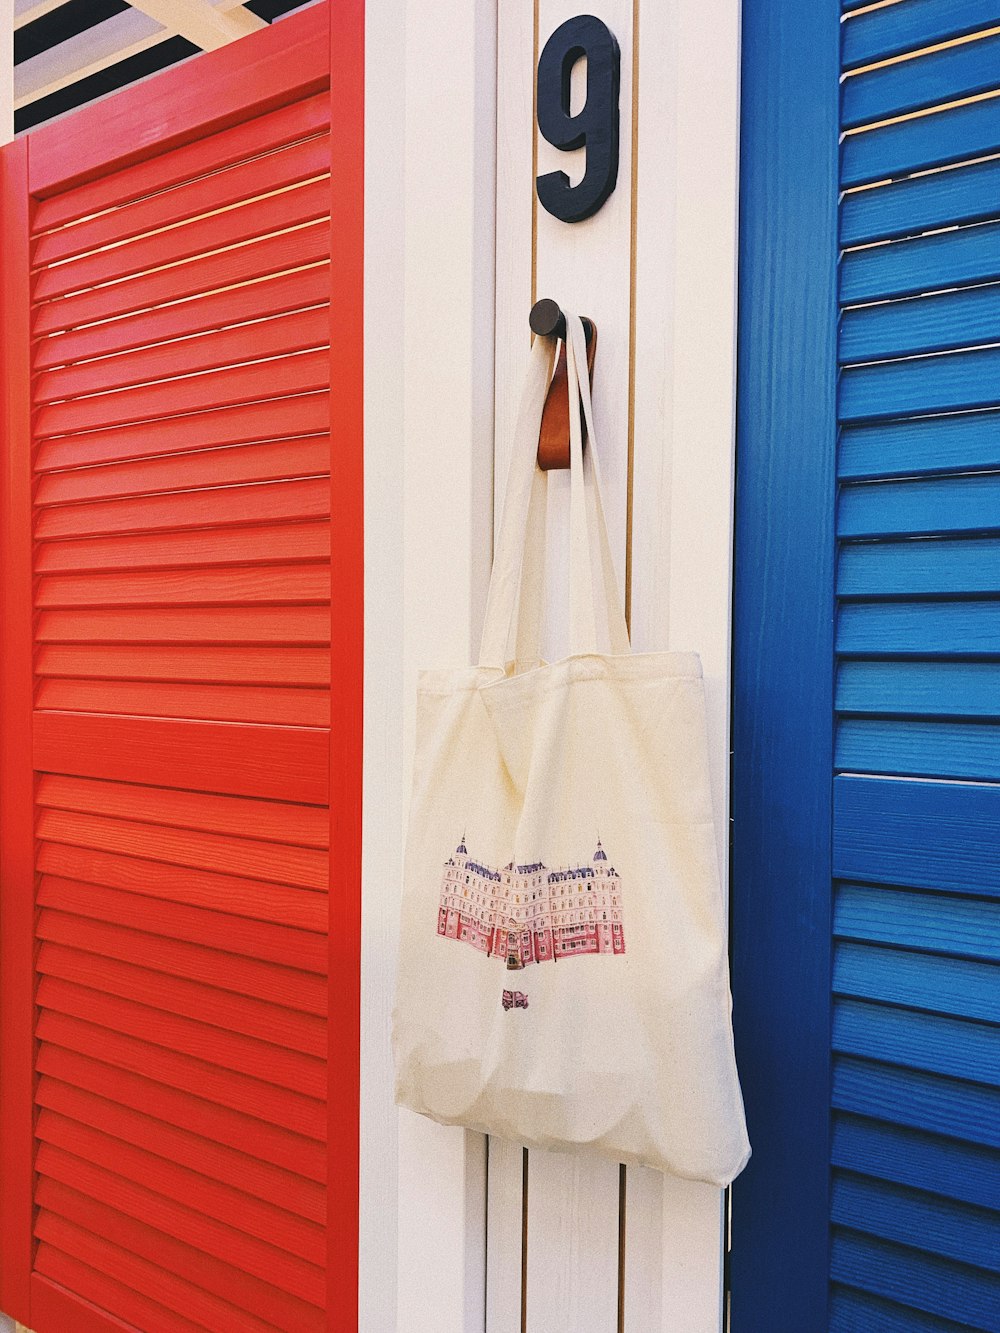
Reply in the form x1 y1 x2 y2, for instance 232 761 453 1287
490 0 741 1329
525 1152 621 1333
485 1138 525 1330
394 0 498 1328
360 0 406 1328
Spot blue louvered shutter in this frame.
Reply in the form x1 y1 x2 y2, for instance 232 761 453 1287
734 2 1000 1329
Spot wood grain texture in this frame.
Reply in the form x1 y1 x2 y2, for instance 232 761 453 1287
524 1150 620 1333
33 262 329 373
831 1112 1000 1212
834 775 1000 896
0 135 35 1325
731 1 839 1328
34 130 330 270
34 395 330 472
842 0 1000 69
842 153 1000 247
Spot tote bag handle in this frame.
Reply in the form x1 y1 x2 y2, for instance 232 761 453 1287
479 312 630 669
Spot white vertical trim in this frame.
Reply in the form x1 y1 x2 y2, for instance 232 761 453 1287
396 0 498 1328
360 0 407 1327
625 0 742 1327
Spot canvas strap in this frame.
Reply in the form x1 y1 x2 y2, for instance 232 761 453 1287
478 312 630 669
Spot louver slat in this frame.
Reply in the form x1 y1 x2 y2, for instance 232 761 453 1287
839 284 1000 364
35 306 330 404
34 395 330 472
33 178 331 304
841 99 1000 188
839 412 1000 481
32 91 329 232
841 0 1000 70
830 1285 973 1333
831 1113 1000 1211
33 219 330 335
833 776 1000 895
841 156 1000 246
836 661 1000 718
843 33 1000 129
33 267 330 373
832 1173 1000 1273
36 1085 326 1222
37 1178 322 1330
33 131 330 269
838 538 1000 597
840 218 1000 304
830 1230 1000 1328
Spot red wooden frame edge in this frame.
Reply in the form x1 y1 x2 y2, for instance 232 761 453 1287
327 0 365 1326
28 1 330 199
0 136 37 1325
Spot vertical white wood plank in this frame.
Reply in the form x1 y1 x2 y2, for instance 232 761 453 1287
359 0 406 1327
534 0 634 588
494 0 535 485
487 7 534 1322
486 1139 525 1331
624 0 742 1327
522 2 633 1327
397 0 498 1328
525 1152 621 1333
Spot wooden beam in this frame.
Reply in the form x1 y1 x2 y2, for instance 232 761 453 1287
13 0 64 33
1 0 11 143
14 5 169 111
127 0 267 51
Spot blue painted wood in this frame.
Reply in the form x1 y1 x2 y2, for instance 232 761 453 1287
834 941 1000 1022
836 717 1000 781
731 0 838 1326
831 1285 978 1333
837 538 1000 597
833 996 1000 1083
832 1112 1000 1210
830 1230 1000 1329
832 1172 1000 1272
840 218 1000 304
842 0 1000 70
836 661 1000 718
840 345 1000 422
841 93 1000 188
834 883 1000 961
838 474 1000 537
841 156 1000 246
838 601 1000 655
843 32 1000 130
839 411 1000 480
833 1057 1000 1147
833 775 1000 895
840 282 1000 365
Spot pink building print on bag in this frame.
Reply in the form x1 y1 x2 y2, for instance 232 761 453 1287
437 837 625 970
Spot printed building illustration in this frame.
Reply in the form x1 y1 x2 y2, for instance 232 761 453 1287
437 838 625 969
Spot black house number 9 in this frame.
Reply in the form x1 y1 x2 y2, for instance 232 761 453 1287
536 15 621 224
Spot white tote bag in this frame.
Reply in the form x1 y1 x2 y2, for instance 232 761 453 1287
393 315 750 1184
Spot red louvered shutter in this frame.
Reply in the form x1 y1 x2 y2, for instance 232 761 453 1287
0 4 363 1330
